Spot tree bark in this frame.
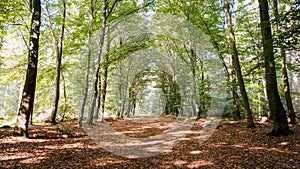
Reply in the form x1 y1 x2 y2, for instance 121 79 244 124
290 51 298 94
272 0 296 124
46 0 66 124
79 0 96 126
60 71 67 122
88 0 118 125
100 32 111 121
198 15 241 121
290 50 299 115
231 70 241 120
224 0 255 128
15 0 41 138
258 0 291 135
88 2 107 126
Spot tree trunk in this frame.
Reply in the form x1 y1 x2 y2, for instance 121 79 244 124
60 71 67 122
100 33 111 121
198 15 241 121
291 51 299 93
88 0 118 125
290 50 299 115
224 0 255 128
79 0 96 126
15 0 41 138
46 0 66 124
88 5 107 126
231 70 241 120
272 0 296 124
258 0 291 135
94 96 100 119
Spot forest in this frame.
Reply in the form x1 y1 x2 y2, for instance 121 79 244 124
0 0 300 168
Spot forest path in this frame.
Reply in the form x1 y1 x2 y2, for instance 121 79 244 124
1 117 300 168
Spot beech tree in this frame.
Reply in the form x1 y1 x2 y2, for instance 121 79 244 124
78 0 97 126
272 0 296 124
46 0 66 124
15 0 41 137
88 0 118 126
258 0 291 135
224 0 255 128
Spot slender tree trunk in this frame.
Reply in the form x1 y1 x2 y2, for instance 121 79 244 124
101 62 108 118
198 15 241 120
100 33 111 121
94 91 101 119
189 47 201 119
117 72 123 119
60 72 67 122
88 0 118 125
272 0 296 124
224 0 255 128
199 60 207 118
94 65 102 120
46 0 66 124
15 0 41 138
258 0 291 135
291 51 299 93
79 0 96 126
88 4 107 126
290 50 299 115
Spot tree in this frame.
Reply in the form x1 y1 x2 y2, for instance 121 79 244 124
15 0 41 138
88 0 118 126
45 0 66 124
272 0 296 124
258 0 291 135
224 0 255 128
79 0 97 126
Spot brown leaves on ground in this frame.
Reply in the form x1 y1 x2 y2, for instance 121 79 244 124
0 118 299 169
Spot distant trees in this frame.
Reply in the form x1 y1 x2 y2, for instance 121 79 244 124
0 0 298 137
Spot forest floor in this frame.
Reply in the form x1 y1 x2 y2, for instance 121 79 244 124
0 117 300 169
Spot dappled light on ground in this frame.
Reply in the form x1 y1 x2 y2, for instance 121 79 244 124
0 118 300 168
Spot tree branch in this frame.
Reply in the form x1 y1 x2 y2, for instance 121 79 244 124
45 3 58 50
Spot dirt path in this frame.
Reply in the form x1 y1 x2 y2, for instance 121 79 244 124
1 117 299 168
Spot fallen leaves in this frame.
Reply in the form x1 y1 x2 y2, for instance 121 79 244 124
0 118 299 168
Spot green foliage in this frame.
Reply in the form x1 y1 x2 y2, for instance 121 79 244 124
1 0 299 122
56 124 73 135
57 103 76 122
274 1 300 50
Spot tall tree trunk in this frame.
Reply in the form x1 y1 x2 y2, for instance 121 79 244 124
46 0 66 124
88 0 118 125
94 90 101 119
291 51 299 93
101 61 108 119
272 0 296 124
15 0 41 138
100 32 111 121
88 4 107 126
258 0 291 135
290 50 299 115
190 48 200 119
231 70 241 120
224 0 255 128
198 15 241 121
79 0 96 126
60 71 67 122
